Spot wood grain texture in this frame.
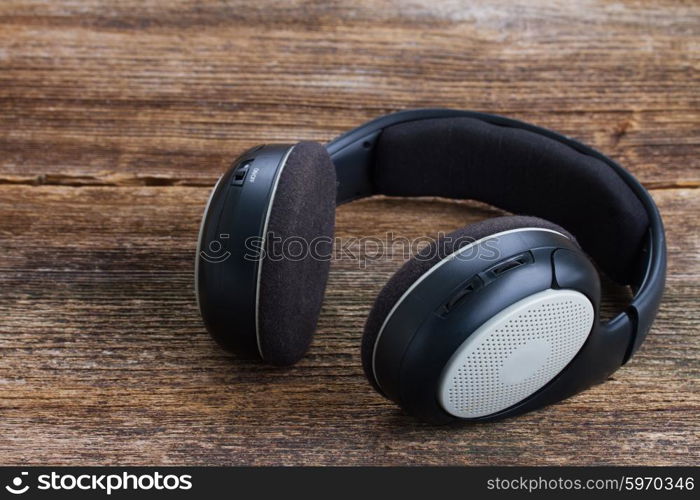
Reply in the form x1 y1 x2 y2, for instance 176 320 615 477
0 0 698 187
0 0 698 465
0 187 698 465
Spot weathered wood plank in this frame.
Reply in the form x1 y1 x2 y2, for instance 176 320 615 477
0 185 697 465
0 1 698 186
0 0 697 466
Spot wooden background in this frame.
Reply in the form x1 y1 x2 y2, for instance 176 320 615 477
0 0 698 465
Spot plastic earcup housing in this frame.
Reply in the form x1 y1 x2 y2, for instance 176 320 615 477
196 142 336 365
364 218 602 423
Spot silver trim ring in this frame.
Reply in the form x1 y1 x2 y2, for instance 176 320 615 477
254 145 296 360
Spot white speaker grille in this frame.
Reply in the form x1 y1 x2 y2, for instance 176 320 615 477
438 289 594 418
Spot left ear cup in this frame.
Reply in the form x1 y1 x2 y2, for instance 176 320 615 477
361 215 578 393
257 142 336 365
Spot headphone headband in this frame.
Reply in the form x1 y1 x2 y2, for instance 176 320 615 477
327 109 666 361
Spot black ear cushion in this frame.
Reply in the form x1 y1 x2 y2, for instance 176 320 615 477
361 215 577 391
258 141 336 366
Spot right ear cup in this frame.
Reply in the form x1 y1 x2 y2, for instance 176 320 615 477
257 142 336 365
361 215 578 394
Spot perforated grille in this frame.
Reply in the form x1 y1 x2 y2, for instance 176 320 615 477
438 289 594 419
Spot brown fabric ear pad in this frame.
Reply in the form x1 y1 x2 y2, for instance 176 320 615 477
361 215 577 391
258 141 336 366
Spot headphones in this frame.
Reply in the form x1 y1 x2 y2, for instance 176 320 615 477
195 109 666 423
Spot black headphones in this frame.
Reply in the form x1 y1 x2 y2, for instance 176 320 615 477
195 109 666 423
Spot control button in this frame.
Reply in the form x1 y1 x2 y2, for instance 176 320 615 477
231 162 251 186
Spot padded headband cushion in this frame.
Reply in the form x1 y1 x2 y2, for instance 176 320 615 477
361 215 577 392
373 117 648 284
258 141 336 366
